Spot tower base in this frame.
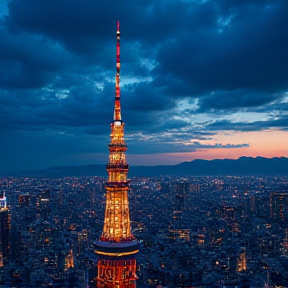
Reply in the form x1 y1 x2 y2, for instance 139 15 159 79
97 257 137 288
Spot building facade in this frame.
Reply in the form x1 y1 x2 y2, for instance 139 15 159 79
0 192 10 265
270 192 288 222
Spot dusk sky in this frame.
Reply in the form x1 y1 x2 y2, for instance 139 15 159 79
0 0 287 172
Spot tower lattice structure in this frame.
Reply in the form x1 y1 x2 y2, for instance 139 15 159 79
94 21 139 288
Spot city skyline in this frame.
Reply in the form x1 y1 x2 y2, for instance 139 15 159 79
0 0 288 172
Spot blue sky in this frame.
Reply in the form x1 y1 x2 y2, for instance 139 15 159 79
0 0 287 171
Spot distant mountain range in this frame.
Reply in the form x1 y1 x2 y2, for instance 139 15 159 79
2 157 288 177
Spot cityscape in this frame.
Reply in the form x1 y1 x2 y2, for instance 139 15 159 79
0 175 288 287
1 0 288 288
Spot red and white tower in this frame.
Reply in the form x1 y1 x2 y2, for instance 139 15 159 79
94 21 139 288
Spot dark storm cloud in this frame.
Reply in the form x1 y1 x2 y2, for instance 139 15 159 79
123 82 175 112
128 138 249 154
1 0 287 170
254 100 288 113
0 83 110 133
4 0 194 48
154 0 288 101
4 0 191 63
161 119 190 131
197 90 280 111
0 25 71 89
206 114 288 132
3 0 288 110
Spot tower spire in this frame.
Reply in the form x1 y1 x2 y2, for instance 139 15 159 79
114 20 121 121
94 22 139 287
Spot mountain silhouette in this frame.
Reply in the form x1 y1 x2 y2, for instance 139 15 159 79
3 156 287 177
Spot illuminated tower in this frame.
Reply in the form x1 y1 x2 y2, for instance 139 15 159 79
94 21 139 288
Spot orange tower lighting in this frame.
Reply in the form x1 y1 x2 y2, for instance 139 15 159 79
94 21 139 288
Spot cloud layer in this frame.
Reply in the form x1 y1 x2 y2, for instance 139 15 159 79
0 0 287 171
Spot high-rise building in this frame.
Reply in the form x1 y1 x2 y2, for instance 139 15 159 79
18 193 31 207
94 21 139 288
270 192 288 222
169 182 190 241
172 182 188 222
0 192 10 264
0 192 7 209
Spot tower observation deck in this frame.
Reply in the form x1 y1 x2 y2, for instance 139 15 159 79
94 21 139 288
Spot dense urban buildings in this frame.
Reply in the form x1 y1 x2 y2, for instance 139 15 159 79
0 175 287 287
94 21 139 288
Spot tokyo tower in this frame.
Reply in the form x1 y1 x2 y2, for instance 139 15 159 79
94 21 139 288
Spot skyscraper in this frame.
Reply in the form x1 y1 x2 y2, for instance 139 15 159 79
94 22 139 288
270 192 288 222
169 182 190 242
0 192 10 265
172 182 188 223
